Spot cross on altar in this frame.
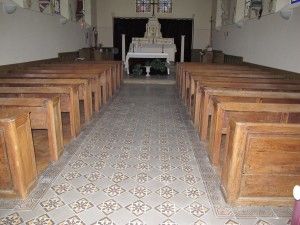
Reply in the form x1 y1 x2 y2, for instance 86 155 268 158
150 0 159 17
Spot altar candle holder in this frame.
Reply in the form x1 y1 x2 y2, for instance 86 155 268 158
133 43 135 52
292 185 300 225
162 44 164 53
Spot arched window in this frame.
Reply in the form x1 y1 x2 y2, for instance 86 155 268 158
136 0 172 14
136 0 151 13
158 0 172 13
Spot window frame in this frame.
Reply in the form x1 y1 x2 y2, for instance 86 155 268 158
157 0 172 13
136 0 151 13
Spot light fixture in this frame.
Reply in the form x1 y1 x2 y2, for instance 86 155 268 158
2 0 17 14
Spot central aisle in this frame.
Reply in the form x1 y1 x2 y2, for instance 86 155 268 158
0 84 289 225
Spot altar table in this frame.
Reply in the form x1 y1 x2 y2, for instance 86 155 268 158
125 52 170 75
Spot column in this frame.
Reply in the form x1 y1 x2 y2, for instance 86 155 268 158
180 35 185 63
122 34 126 64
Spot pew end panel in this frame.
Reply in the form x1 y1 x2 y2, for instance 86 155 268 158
0 97 64 166
0 111 37 199
208 100 300 168
221 121 300 206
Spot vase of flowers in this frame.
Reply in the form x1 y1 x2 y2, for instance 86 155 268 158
145 61 151 77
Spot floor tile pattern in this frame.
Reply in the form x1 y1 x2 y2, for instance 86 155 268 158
0 84 292 225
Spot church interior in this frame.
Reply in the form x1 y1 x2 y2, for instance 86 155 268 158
0 0 300 224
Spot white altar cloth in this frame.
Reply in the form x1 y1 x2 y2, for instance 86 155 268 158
129 43 176 62
125 52 170 75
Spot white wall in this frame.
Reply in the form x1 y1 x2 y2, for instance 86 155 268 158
96 0 212 49
212 3 300 73
0 3 88 66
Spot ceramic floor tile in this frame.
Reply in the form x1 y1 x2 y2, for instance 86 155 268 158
0 83 292 225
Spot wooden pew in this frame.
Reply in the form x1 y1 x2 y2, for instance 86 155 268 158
185 69 274 101
0 97 64 162
190 76 300 127
198 89 300 142
0 78 92 123
24 69 107 107
193 82 300 133
177 63 299 102
48 61 123 91
221 121 300 206
208 99 300 168
176 63 300 207
49 61 123 90
0 111 37 199
176 62 293 93
28 66 112 101
95 60 123 87
76 60 124 86
177 64 272 98
0 81 81 137
85 60 123 88
0 86 80 139
187 72 299 109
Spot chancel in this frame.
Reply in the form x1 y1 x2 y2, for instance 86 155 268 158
0 0 300 224
125 16 177 74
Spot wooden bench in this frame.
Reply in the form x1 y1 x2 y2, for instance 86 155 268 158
48 62 123 92
90 61 123 88
96 61 123 87
193 82 300 133
187 72 297 109
0 97 64 162
45 61 122 94
208 99 300 168
198 89 300 142
24 69 107 107
0 86 80 139
221 121 300 206
178 64 299 102
176 64 300 207
176 62 292 91
177 64 272 98
184 69 277 101
0 73 97 113
29 65 112 101
190 76 300 125
80 60 123 87
0 111 37 199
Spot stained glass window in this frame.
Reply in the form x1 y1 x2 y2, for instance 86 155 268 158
158 0 172 13
136 0 151 13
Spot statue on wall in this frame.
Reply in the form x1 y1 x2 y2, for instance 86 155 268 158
144 17 163 39
250 0 263 19
54 0 60 14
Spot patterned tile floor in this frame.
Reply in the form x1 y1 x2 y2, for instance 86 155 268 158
0 84 292 225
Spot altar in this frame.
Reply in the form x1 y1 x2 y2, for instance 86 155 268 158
125 17 177 75
125 52 170 75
